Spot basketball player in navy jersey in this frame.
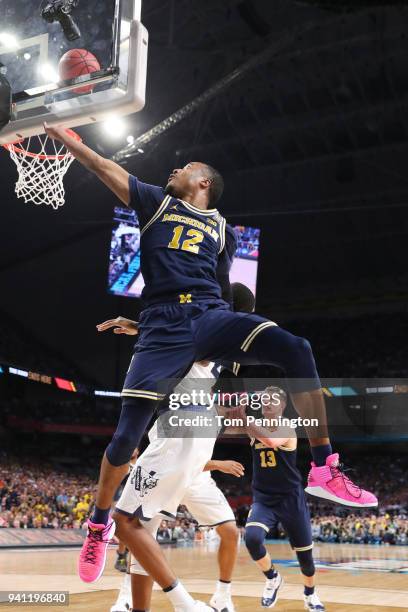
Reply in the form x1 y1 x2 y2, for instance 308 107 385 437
245 427 325 611
44 125 377 602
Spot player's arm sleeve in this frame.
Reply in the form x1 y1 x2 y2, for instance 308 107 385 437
128 175 167 229
216 224 237 305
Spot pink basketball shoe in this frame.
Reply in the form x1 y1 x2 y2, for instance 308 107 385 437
78 519 116 583
305 453 378 508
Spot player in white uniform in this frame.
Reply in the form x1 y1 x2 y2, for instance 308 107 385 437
99 318 241 612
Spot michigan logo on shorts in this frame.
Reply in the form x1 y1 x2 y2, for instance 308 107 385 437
131 466 158 498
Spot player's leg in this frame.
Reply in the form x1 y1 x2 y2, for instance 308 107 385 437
111 555 132 612
131 574 153 612
244 503 283 608
195 307 377 508
77 397 159 583
113 476 131 574
181 477 238 611
216 521 239 582
114 539 128 572
277 490 325 612
92 396 159 522
129 516 161 611
196 308 328 444
124 514 211 612
78 335 195 583
295 549 324 612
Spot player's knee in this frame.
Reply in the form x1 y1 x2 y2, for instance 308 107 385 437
111 511 129 539
217 521 239 545
275 330 318 386
106 431 137 466
258 326 316 377
245 526 267 561
296 549 315 577
289 335 314 364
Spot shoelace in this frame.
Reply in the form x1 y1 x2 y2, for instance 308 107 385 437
83 524 112 564
330 463 362 498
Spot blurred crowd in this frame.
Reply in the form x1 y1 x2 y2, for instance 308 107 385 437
0 460 93 530
310 514 408 546
1 454 407 546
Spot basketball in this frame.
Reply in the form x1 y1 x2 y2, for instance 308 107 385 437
58 49 100 94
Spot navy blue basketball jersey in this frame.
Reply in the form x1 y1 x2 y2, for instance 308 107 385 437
129 175 236 305
251 439 303 503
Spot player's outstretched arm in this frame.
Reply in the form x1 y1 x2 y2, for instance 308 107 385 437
203 460 244 477
43 123 130 205
226 401 291 449
96 316 139 335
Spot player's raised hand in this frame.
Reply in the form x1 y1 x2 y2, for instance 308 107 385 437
43 122 68 142
216 460 245 477
96 316 139 335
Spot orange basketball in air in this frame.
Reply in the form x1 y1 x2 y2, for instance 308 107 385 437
58 49 100 95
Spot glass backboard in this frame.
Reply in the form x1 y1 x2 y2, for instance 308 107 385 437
0 0 147 144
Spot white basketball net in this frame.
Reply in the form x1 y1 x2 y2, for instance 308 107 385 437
3 133 78 210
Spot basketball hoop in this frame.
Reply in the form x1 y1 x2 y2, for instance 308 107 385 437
2 129 81 209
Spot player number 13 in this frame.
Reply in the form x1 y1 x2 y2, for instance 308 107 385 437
260 450 276 468
168 225 204 254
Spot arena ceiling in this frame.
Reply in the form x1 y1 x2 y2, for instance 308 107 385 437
1 0 408 385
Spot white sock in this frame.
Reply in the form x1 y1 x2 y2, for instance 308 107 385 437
123 573 131 590
116 572 131 602
164 581 195 609
216 580 231 595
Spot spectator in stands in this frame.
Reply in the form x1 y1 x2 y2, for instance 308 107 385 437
157 520 172 543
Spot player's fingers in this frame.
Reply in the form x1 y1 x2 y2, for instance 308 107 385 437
232 467 244 477
96 320 117 330
233 462 245 474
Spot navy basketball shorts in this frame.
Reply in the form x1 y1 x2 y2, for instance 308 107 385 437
121 299 320 403
246 488 313 552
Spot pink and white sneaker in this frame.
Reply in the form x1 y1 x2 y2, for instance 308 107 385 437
305 453 378 508
78 519 116 583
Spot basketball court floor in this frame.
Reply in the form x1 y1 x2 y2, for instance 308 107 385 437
1 541 407 611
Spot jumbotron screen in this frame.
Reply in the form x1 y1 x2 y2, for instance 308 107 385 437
108 207 260 298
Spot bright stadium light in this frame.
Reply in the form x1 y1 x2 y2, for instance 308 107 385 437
38 62 59 84
23 52 31 61
0 32 19 50
126 135 135 145
102 116 126 138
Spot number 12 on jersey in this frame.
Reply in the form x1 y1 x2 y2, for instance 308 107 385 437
168 225 204 254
